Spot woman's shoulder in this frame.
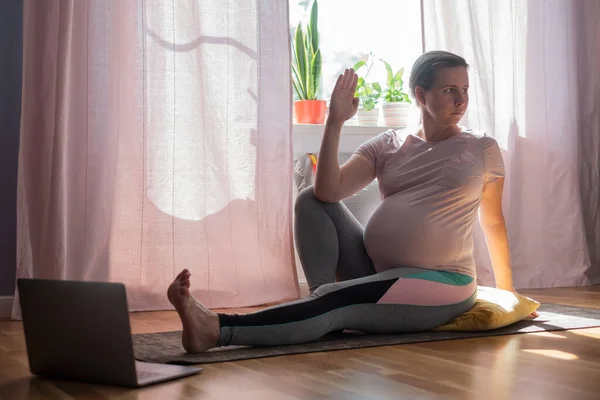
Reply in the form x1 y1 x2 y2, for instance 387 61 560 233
377 128 405 145
362 128 405 151
354 128 405 164
459 127 499 146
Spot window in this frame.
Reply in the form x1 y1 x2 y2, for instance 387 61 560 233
289 0 423 127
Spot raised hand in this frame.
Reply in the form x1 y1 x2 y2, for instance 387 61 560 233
328 68 359 124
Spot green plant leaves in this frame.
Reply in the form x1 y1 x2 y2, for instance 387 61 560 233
309 0 319 52
383 60 393 86
353 54 383 111
380 59 410 103
353 60 367 71
309 49 322 99
294 25 307 99
394 67 404 85
291 0 321 100
292 64 306 100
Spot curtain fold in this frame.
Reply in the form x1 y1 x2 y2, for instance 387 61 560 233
13 0 298 319
576 0 600 286
421 0 600 288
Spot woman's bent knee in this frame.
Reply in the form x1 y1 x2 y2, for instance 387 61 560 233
295 186 321 214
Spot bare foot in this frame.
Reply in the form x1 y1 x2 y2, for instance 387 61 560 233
167 269 220 353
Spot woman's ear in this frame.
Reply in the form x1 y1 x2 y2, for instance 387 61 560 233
415 87 426 107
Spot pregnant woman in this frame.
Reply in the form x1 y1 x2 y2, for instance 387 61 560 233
167 50 536 353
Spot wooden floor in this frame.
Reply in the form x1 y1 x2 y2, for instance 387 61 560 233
1 285 599 400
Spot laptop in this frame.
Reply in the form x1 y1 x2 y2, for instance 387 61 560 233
17 278 202 388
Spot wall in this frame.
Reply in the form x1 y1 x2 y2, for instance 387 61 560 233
0 0 23 296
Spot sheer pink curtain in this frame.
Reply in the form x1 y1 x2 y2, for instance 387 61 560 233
421 0 600 289
13 0 299 318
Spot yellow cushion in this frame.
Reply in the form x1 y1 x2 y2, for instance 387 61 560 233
434 286 541 331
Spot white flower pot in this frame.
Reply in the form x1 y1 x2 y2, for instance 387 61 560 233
382 102 411 127
356 108 379 126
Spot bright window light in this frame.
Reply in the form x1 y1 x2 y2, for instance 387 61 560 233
289 0 423 104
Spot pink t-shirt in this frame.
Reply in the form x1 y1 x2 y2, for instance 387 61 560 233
354 128 505 278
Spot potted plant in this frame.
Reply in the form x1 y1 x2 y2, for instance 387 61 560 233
353 55 382 126
381 59 411 127
291 0 326 124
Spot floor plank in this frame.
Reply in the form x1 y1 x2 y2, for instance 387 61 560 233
1 285 599 399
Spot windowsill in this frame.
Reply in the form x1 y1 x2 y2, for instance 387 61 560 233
293 123 399 134
293 122 403 158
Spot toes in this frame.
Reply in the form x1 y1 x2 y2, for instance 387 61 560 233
172 270 191 297
179 286 190 296
176 269 190 280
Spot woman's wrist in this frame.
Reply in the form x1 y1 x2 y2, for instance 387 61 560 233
496 284 515 292
325 117 344 131
495 278 515 291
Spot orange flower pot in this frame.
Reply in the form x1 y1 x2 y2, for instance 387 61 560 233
294 100 327 124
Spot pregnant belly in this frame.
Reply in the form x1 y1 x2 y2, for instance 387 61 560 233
364 194 470 272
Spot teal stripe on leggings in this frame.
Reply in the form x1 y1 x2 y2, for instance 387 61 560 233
404 270 474 286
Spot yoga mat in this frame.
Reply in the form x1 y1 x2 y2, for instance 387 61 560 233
132 303 600 365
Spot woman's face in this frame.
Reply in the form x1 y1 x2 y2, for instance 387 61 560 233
418 66 469 125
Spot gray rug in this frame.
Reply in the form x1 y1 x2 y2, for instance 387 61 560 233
133 303 600 365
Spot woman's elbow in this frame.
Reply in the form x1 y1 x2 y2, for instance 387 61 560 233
313 185 340 203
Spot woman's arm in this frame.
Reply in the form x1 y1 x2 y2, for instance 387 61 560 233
480 178 539 318
314 69 375 202
478 177 515 291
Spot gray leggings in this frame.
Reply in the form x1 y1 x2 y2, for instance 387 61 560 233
216 187 477 347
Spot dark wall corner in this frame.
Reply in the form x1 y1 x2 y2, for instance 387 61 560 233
0 0 23 296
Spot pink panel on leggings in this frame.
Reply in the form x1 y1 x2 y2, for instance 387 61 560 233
376 278 475 306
